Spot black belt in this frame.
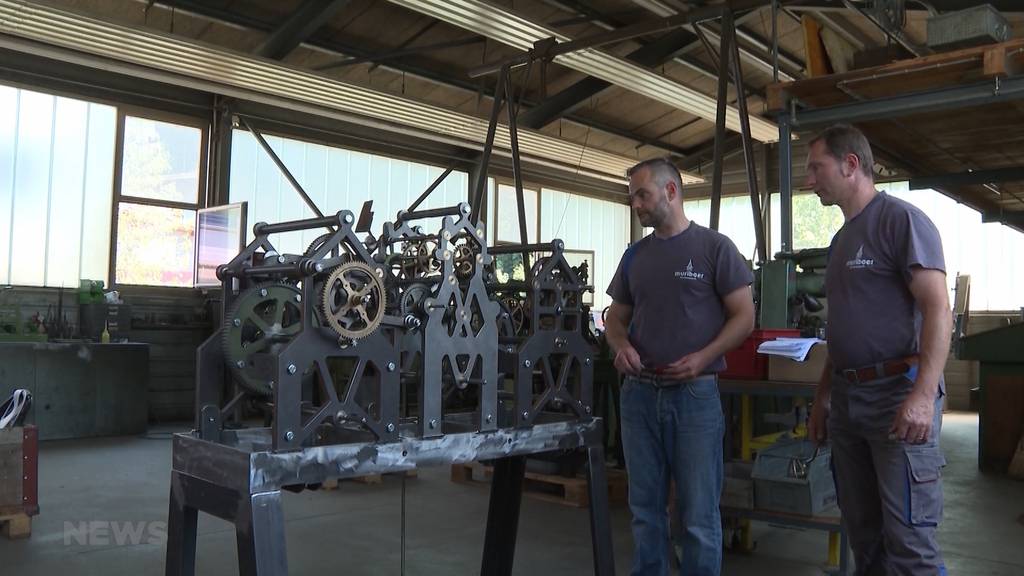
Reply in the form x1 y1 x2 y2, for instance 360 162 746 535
837 356 917 384
628 373 715 389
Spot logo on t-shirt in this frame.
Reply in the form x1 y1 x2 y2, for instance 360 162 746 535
674 259 705 281
846 244 875 269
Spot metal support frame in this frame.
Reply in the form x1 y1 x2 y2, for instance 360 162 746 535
166 419 613 576
778 114 793 253
790 76 1024 128
208 97 234 207
172 18 613 575
909 166 1024 189
254 0 352 60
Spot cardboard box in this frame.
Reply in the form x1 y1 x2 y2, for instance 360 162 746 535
767 342 829 383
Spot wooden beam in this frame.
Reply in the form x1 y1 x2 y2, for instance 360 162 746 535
801 14 830 78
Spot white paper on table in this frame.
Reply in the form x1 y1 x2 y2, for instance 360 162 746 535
755 337 824 362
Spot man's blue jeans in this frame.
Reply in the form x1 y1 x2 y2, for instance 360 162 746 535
621 374 724 576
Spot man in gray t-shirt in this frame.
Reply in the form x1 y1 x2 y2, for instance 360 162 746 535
805 124 952 575
605 158 754 576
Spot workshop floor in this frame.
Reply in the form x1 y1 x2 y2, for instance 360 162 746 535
2 412 1022 575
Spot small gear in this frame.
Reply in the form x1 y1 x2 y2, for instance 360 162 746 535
503 296 528 335
452 239 477 279
223 282 304 396
320 261 386 340
400 240 440 278
400 283 431 317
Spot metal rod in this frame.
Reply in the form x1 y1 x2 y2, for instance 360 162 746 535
791 76 1024 127
397 205 465 224
488 242 560 254
726 9 767 263
709 20 731 231
779 115 793 253
238 116 327 223
407 167 455 212
771 0 779 84
255 213 344 235
471 65 508 215
504 70 532 273
237 264 304 277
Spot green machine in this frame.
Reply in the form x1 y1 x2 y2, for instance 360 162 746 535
757 249 828 332
958 321 1024 471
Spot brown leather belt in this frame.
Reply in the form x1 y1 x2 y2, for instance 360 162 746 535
838 356 918 384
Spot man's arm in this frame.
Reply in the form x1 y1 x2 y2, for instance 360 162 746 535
891 267 952 443
605 301 643 375
807 357 833 445
661 285 754 380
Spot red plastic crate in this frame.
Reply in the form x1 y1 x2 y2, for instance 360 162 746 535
721 329 800 380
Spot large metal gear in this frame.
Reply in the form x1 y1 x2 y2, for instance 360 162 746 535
321 261 386 340
223 282 304 396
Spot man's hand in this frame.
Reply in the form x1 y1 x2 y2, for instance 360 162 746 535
890 390 935 444
613 346 644 375
660 349 711 381
807 397 829 446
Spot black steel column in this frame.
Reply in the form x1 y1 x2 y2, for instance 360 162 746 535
709 18 733 232
779 114 793 253
208 97 234 208
726 9 768 263
165 472 198 576
480 455 526 576
235 491 288 576
586 443 615 576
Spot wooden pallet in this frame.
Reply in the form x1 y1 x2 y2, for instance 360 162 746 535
320 470 418 490
450 462 628 508
0 512 31 539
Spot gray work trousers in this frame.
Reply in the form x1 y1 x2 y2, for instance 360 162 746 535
828 370 947 576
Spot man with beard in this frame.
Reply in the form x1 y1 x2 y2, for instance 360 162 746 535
605 157 755 575
805 124 950 575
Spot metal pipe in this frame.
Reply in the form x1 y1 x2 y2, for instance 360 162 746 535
779 115 793 253
471 65 508 214
727 9 767 263
397 205 467 224
255 213 346 235
407 167 455 212
771 0 779 84
237 116 331 226
709 21 731 231
488 242 560 254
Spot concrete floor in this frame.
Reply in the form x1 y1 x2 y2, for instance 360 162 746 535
1 412 1022 575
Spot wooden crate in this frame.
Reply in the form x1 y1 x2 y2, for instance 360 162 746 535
450 462 628 508
0 512 31 539
0 426 38 540
320 470 418 490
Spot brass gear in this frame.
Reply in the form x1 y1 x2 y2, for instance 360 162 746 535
320 261 386 340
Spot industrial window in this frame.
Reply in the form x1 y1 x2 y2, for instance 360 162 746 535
494 183 539 244
0 85 116 288
766 184 1024 311
540 188 630 312
228 129 477 253
112 113 206 288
